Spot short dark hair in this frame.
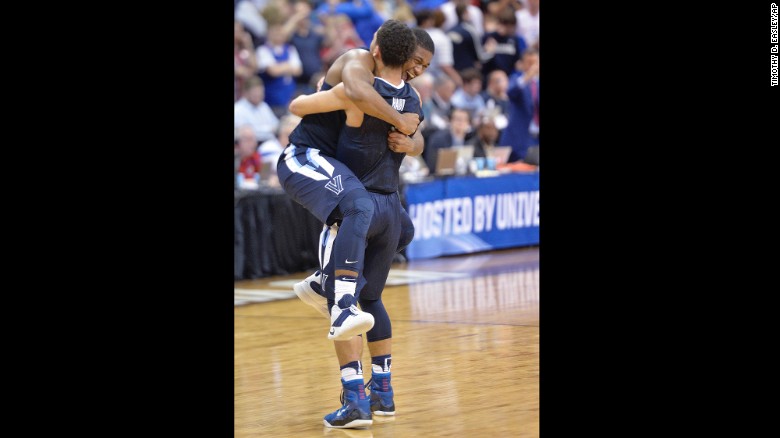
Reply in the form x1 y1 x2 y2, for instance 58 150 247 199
414 9 433 27
244 75 263 91
497 9 517 26
455 4 468 22
412 27 435 55
376 19 416 68
459 67 482 84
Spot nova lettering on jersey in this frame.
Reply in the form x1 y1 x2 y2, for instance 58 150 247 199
391 97 405 111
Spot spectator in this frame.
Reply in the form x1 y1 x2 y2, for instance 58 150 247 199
287 0 326 96
441 0 484 38
499 47 538 163
422 107 473 173
466 113 500 160
409 71 434 127
235 0 268 47
235 124 263 190
234 76 280 143
516 0 539 50
447 3 491 74
415 8 463 87
258 114 302 177
257 21 304 118
375 0 416 26
420 73 456 144
320 13 364 67
450 67 486 121
327 0 385 51
235 20 259 102
483 0 522 19
480 68 510 133
481 8 527 78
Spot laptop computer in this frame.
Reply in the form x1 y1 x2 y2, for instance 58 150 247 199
456 145 475 164
489 146 512 166
435 148 460 176
435 146 475 176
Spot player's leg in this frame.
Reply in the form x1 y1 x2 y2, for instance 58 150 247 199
358 193 403 416
278 145 373 336
360 298 394 416
326 188 376 340
323 334 372 429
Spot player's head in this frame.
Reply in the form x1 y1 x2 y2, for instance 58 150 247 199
404 27 435 80
370 19 416 69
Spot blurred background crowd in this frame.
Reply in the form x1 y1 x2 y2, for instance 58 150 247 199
234 0 539 189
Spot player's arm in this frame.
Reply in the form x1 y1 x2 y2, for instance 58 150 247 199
341 58 419 135
388 129 423 157
411 129 424 156
288 84 350 115
288 83 362 125
387 86 424 157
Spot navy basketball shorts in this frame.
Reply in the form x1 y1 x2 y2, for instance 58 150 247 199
321 191 404 301
277 144 365 224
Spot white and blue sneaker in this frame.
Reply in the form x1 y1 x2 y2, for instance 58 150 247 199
323 378 372 429
293 271 329 318
368 372 395 416
328 296 374 341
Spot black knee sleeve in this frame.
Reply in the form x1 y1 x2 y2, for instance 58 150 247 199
359 297 391 342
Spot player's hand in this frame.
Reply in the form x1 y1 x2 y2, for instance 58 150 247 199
387 131 416 154
395 112 420 136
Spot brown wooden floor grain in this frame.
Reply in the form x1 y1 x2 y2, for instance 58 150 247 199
235 247 539 437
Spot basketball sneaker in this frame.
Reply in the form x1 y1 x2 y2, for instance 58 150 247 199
293 270 329 318
328 296 374 341
367 372 395 416
323 378 373 429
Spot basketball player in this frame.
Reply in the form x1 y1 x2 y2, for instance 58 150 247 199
291 27 435 319
287 27 432 429
277 21 420 345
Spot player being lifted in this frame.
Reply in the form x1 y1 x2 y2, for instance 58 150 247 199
279 21 433 429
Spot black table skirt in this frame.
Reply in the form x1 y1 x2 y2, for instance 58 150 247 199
235 188 322 280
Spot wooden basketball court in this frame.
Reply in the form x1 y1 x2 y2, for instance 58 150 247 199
235 247 539 437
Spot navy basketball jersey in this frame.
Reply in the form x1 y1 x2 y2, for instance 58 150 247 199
286 82 346 157
335 77 424 193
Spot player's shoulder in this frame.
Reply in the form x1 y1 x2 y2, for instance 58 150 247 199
340 47 371 62
404 83 421 100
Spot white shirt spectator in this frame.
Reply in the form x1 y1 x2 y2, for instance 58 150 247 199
258 138 285 167
516 8 539 48
234 98 279 143
450 88 486 118
235 0 268 40
424 27 454 81
441 1 484 38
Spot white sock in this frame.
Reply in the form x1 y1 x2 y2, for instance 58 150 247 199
341 364 363 382
334 279 356 307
